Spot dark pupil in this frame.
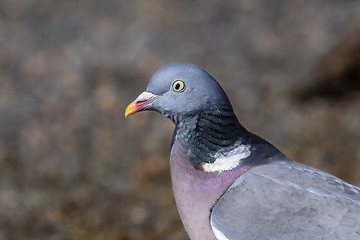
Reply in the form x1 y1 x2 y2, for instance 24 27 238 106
175 83 180 90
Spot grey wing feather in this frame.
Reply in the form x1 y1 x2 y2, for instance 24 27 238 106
210 161 360 240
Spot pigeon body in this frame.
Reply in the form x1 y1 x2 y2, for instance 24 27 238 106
125 64 360 240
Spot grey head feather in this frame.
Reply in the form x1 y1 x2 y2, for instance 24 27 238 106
144 64 249 165
146 64 233 119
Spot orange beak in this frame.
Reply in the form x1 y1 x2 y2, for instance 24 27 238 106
125 92 157 117
124 101 138 117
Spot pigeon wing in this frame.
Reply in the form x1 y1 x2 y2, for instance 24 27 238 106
210 161 360 240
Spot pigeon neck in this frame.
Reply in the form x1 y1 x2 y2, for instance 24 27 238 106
175 106 251 172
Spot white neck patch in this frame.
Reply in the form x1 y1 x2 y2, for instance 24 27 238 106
201 143 251 173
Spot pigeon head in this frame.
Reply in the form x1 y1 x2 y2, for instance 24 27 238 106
126 64 249 168
125 64 233 122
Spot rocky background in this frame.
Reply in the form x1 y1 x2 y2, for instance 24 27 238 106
0 1 360 239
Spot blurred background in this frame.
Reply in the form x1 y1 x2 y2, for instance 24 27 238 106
0 0 360 239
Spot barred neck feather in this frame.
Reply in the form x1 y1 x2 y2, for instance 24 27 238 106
175 106 251 171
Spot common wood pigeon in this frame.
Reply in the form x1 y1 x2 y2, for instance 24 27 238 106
125 64 360 240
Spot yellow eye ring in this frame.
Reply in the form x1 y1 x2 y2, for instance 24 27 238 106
172 80 185 92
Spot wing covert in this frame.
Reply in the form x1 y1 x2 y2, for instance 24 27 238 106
210 161 360 240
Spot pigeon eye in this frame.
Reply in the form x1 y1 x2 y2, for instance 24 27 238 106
172 80 185 92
